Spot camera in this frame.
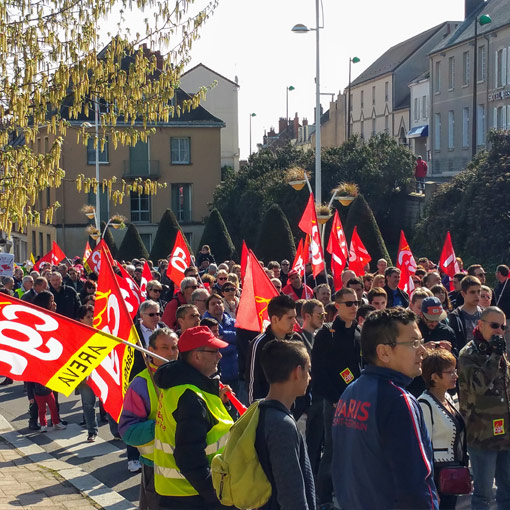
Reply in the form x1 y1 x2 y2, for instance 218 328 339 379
489 335 506 356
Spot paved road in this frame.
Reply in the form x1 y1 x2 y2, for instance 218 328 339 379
0 381 139 506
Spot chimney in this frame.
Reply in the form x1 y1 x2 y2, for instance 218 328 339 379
278 117 288 134
303 118 308 127
293 114 300 139
465 0 484 19
155 51 164 70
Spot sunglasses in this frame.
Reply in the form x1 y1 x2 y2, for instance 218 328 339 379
145 312 162 317
217 277 227 281
482 320 508 331
223 287 235 292
338 300 360 307
149 288 162 293
186 285 198 290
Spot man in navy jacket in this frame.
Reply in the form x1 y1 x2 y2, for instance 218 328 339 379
331 307 438 510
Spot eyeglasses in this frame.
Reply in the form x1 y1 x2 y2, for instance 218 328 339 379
196 349 220 354
223 287 235 292
338 300 360 307
149 289 162 293
481 320 508 331
392 338 425 349
186 285 198 290
442 369 458 376
145 312 162 317
217 277 227 281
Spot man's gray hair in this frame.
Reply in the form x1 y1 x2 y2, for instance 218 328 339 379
180 277 197 293
191 288 209 303
481 306 505 320
22 275 33 284
139 300 160 315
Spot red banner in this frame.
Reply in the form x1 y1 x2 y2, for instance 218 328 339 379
240 241 249 282
327 211 348 289
439 231 460 291
236 250 279 332
292 239 306 276
82 241 92 263
348 226 372 276
298 194 325 277
0 294 118 396
166 230 192 289
84 239 112 274
116 264 143 321
33 241 67 271
140 261 152 298
396 230 417 294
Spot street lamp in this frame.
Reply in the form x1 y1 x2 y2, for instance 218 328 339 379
347 56 360 139
292 0 324 205
286 85 295 121
249 113 256 155
472 14 492 158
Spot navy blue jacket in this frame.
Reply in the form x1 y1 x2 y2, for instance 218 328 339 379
331 365 438 510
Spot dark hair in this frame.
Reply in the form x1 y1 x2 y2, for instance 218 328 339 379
367 287 387 303
415 268 427 278
261 340 309 384
346 277 363 288
430 284 452 311
497 265 510 277
32 290 54 310
357 304 375 322
295 299 306 319
334 288 356 303
302 299 324 318
206 293 223 309
325 302 337 322
149 327 177 349
384 267 400 278
87 272 98 282
467 264 482 276
421 349 456 389
461 275 481 293
453 272 465 282
176 304 197 320
361 307 417 364
200 317 219 329
77 304 94 321
267 294 296 319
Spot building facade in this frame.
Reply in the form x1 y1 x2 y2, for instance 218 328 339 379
408 72 431 158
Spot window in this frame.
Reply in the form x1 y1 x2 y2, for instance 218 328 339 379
130 192 151 223
31 231 36 257
46 234 51 252
87 136 109 164
478 45 486 82
360 91 364 109
434 61 441 93
44 137 49 153
372 118 376 137
462 107 470 147
462 51 470 86
448 111 455 149
171 137 191 165
414 98 419 121
434 113 441 151
129 140 149 174
37 138 41 154
477 104 485 146
372 86 376 105
422 96 427 119
494 106 507 130
38 232 43 257
495 48 507 88
448 57 455 90
360 119 364 139
385 82 389 102
140 234 152 253
171 184 192 222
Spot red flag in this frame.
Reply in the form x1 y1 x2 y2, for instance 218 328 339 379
166 230 192 289
116 264 143 320
303 234 311 265
88 246 140 421
140 261 153 298
439 232 460 291
83 241 92 263
84 239 113 274
236 250 279 332
349 227 372 276
298 194 325 277
0 294 119 396
240 241 249 281
396 230 417 294
327 211 348 290
292 239 305 275
33 241 67 271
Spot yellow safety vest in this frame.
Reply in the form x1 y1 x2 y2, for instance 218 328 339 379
154 383 233 497
134 368 159 462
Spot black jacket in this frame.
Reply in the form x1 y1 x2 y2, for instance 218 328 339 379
50 284 81 319
63 276 84 294
383 285 410 308
418 318 458 353
448 307 481 353
311 317 361 403
154 360 230 510
494 280 510 318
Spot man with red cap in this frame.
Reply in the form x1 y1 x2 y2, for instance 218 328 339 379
282 269 314 301
153 326 234 509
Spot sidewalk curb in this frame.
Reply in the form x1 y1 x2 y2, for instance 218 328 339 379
0 413 137 510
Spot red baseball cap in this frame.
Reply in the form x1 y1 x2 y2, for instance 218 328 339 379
178 326 228 353
288 269 299 277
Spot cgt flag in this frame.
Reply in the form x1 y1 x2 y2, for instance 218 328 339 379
298 194 325 277
84 239 113 274
327 210 348 290
0 294 119 396
396 230 417 294
349 226 372 276
439 231 460 291
82 241 92 264
166 230 192 289
33 241 67 271
236 250 279 332
88 245 141 422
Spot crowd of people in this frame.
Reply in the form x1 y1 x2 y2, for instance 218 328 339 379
1 245 510 510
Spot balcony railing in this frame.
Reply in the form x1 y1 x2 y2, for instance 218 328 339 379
123 160 160 179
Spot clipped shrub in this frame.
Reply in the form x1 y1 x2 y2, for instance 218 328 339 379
117 223 149 261
100 221 118 259
149 209 181 263
199 208 236 263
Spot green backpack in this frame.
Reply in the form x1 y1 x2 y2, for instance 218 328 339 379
211 400 272 509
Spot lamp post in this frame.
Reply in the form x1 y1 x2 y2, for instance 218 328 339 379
347 56 360 140
286 85 295 122
472 14 492 158
249 112 256 155
292 0 324 205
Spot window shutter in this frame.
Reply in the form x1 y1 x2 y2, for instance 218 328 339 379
495 51 499 87
502 48 508 86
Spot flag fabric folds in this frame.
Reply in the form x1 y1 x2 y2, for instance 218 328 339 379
439 231 460 291
33 241 67 271
298 194 325 277
348 227 372 277
140 261 153 298
82 241 92 264
292 238 306 276
166 230 192 289
327 211 348 290
0 294 119 396
236 250 279 332
396 230 417 294
84 239 111 274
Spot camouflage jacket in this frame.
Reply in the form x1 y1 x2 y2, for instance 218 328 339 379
458 340 510 450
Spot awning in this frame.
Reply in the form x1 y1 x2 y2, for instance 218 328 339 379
407 125 428 138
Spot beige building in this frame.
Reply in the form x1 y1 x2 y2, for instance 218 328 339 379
180 64 240 172
348 22 460 145
429 0 510 179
